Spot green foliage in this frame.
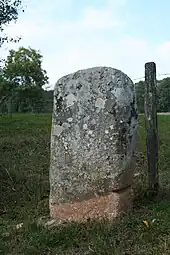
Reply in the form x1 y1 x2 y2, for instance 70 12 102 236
0 47 49 114
3 47 49 88
42 90 54 113
0 71 13 114
0 114 170 254
135 81 145 113
157 78 170 112
0 0 24 48
135 78 170 113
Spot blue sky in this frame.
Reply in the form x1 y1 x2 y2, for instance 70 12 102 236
1 0 170 89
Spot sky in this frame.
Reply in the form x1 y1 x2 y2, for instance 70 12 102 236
1 0 170 89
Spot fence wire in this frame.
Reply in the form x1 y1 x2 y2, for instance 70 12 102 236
133 73 170 82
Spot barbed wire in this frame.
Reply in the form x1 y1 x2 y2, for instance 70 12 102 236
133 72 170 81
133 76 145 81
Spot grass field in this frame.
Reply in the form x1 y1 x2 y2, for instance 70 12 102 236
0 113 170 254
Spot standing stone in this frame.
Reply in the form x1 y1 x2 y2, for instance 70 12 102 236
49 66 138 222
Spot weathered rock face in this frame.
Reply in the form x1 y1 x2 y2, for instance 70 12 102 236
49 66 138 221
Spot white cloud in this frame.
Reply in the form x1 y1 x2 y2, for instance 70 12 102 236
157 42 170 59
3 21 44 40
1 0 170 89
82 6 122 29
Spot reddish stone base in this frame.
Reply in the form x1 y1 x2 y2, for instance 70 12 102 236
49 186 134 223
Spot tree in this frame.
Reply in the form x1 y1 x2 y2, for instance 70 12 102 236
43 90 54 112
157 78 170 112
0 0 24 48
135 78 170 113
0 71 8 113
135 81 145 113
0 71 18 115
2 47 49 114
15 86 46 113
3 47 48 87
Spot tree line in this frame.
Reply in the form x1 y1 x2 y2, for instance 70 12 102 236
1 47 170 114
1 1 170 115
0 46 53 114
135 79 170 113
0 0 52 115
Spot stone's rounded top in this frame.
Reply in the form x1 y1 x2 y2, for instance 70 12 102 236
54 66 133 90
53 66 135 113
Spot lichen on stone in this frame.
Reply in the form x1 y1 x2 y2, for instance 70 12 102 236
50 66 138 205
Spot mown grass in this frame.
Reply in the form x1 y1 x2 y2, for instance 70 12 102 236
0 113 170 254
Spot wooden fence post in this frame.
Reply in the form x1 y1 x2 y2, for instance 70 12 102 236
144 62 159 195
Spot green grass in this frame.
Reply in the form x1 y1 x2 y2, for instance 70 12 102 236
0 113 170 254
